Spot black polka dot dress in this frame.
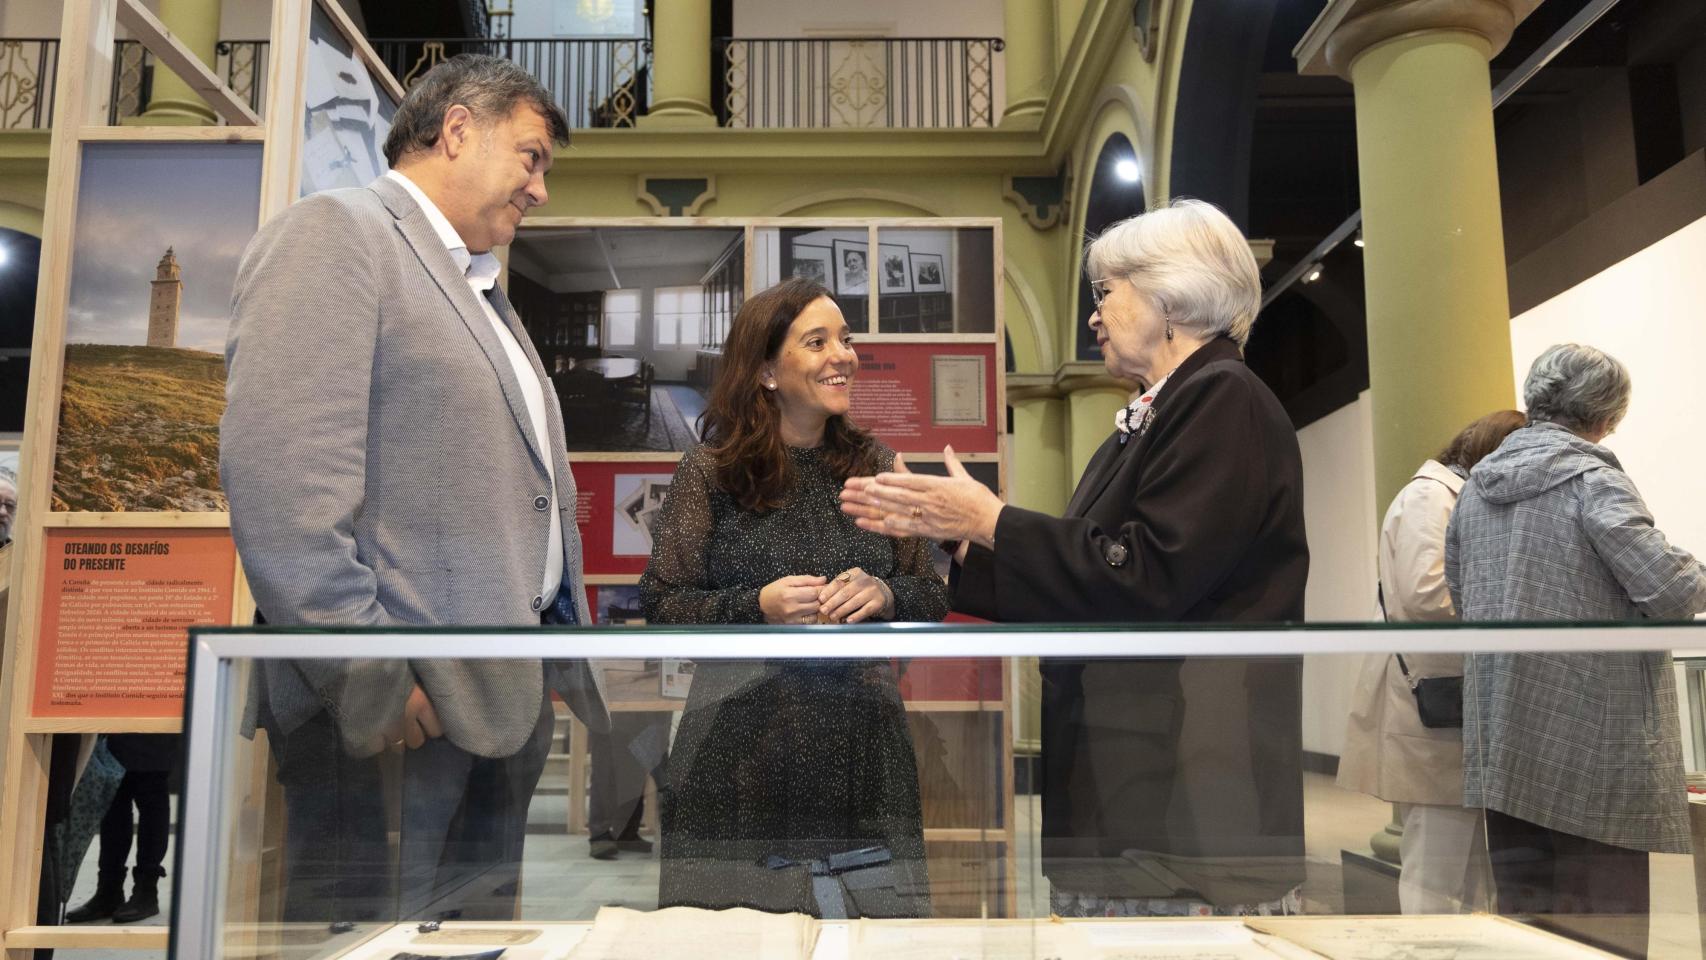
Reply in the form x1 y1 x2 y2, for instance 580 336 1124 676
640 443 948 917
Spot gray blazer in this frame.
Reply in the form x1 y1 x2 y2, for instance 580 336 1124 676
1446 423 1706 852
222 176 590 759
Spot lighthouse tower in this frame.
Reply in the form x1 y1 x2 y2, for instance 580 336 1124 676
147 247 181 349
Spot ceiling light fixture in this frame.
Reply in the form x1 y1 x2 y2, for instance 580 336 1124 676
1114 158 1140 183
1301 262 1323 284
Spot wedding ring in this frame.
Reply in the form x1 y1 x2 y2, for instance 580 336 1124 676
392 739 405 748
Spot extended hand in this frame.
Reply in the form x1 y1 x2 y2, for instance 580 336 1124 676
840 446 1003 547
760 574 830 624
817 567 894 623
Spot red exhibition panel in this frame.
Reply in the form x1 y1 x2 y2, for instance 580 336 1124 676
34 528 238 718
850 341 999 454
572 459 680 576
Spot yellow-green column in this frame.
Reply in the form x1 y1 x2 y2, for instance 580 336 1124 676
1000 0 1054 128
639 0 717 128
1298 0 1528 508
1054 0 1089 70
1065 379 1130 482
1007 389 1070 514
135 0 221 124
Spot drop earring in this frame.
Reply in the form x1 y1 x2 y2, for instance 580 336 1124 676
1165 315 1174 342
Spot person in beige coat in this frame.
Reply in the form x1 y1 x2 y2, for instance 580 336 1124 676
1338 410 1524 914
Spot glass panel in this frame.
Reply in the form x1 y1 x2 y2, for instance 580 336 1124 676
180 627 1706 957
190 650 1008 956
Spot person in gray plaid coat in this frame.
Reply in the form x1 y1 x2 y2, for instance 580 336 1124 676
1446 343 1706 958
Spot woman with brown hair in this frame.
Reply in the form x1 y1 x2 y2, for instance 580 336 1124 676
640 276 948 917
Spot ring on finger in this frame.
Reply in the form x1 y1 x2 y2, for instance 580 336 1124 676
838 571 853 583
909 505 924 519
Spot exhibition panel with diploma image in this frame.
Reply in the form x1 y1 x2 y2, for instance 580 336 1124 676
507 216 1016 917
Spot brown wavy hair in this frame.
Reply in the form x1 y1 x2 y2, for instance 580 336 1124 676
699 277 879 512
1436 409 1527 471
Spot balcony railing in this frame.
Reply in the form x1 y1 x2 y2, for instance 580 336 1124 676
108 39 269 125
0 39 60 130
370 38 649 129
716 37 1003 129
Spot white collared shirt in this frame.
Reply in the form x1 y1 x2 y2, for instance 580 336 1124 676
385 170 563 606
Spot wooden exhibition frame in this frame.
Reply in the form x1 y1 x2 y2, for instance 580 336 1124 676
0 0 401 954
513 216 1015 916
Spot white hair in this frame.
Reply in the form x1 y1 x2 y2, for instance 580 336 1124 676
1084 198 1263 348
1523 343 1631 433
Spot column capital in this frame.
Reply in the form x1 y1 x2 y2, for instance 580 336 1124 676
1005 363 1135 403
1294 0 1540 79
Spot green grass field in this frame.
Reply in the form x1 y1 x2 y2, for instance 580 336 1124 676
52 343 227 512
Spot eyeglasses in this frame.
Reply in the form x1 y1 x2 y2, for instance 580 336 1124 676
1088 277 1118 311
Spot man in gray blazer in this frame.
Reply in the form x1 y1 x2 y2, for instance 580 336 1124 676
222 55 594 922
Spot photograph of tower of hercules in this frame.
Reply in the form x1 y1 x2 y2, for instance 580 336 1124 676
52 142 262 512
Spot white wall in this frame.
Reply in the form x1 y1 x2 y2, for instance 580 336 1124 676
1297 392 1379 757
1509 213 1706 563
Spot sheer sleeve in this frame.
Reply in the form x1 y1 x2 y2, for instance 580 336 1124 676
887 533 950 622
639 448 765 624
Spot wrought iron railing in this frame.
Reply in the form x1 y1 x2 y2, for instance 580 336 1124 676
0 39 60 130
106 39 269 124
370 37 649 128
717 37 1003 129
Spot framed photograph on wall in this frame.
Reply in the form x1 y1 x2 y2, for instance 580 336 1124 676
790 243 835 293
878 242 912 294
832 239 869 296
911 252 947 293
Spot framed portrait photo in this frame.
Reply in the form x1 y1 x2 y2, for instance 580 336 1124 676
910 252 947 293
878 242 912 294
790 243 835 293
832 239 869 296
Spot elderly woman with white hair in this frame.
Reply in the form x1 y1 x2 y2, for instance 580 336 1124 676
1447 343 1706 958
841 199 1309 916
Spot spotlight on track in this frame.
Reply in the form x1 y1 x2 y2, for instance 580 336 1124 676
1301 262 1323 284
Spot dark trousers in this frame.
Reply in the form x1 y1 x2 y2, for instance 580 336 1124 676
269 695 553 924
97 771 171 884
587 712 669 840
269 709 390 923
1486 809 1651 959
397 696 554 919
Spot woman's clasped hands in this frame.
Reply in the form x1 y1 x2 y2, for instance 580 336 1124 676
759 567 895 624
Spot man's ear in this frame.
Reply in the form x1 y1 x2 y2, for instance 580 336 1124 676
441 104 475 158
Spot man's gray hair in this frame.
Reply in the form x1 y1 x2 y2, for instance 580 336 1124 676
1083 198 1263 348
1522 343 1632 434
383 54 571 166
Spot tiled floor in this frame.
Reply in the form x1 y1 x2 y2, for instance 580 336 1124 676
54 770 1706 959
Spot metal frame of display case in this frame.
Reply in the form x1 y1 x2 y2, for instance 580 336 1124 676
173 621 1706 959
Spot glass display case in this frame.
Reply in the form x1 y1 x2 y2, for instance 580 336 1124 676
171 623 1706 959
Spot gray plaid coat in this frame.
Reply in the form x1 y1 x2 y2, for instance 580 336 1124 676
1445 423 1706 853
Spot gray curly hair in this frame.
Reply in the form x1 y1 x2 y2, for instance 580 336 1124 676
1522 343 1631 434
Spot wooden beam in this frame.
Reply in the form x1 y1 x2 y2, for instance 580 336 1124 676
4 925 170 949
114 0 261 127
